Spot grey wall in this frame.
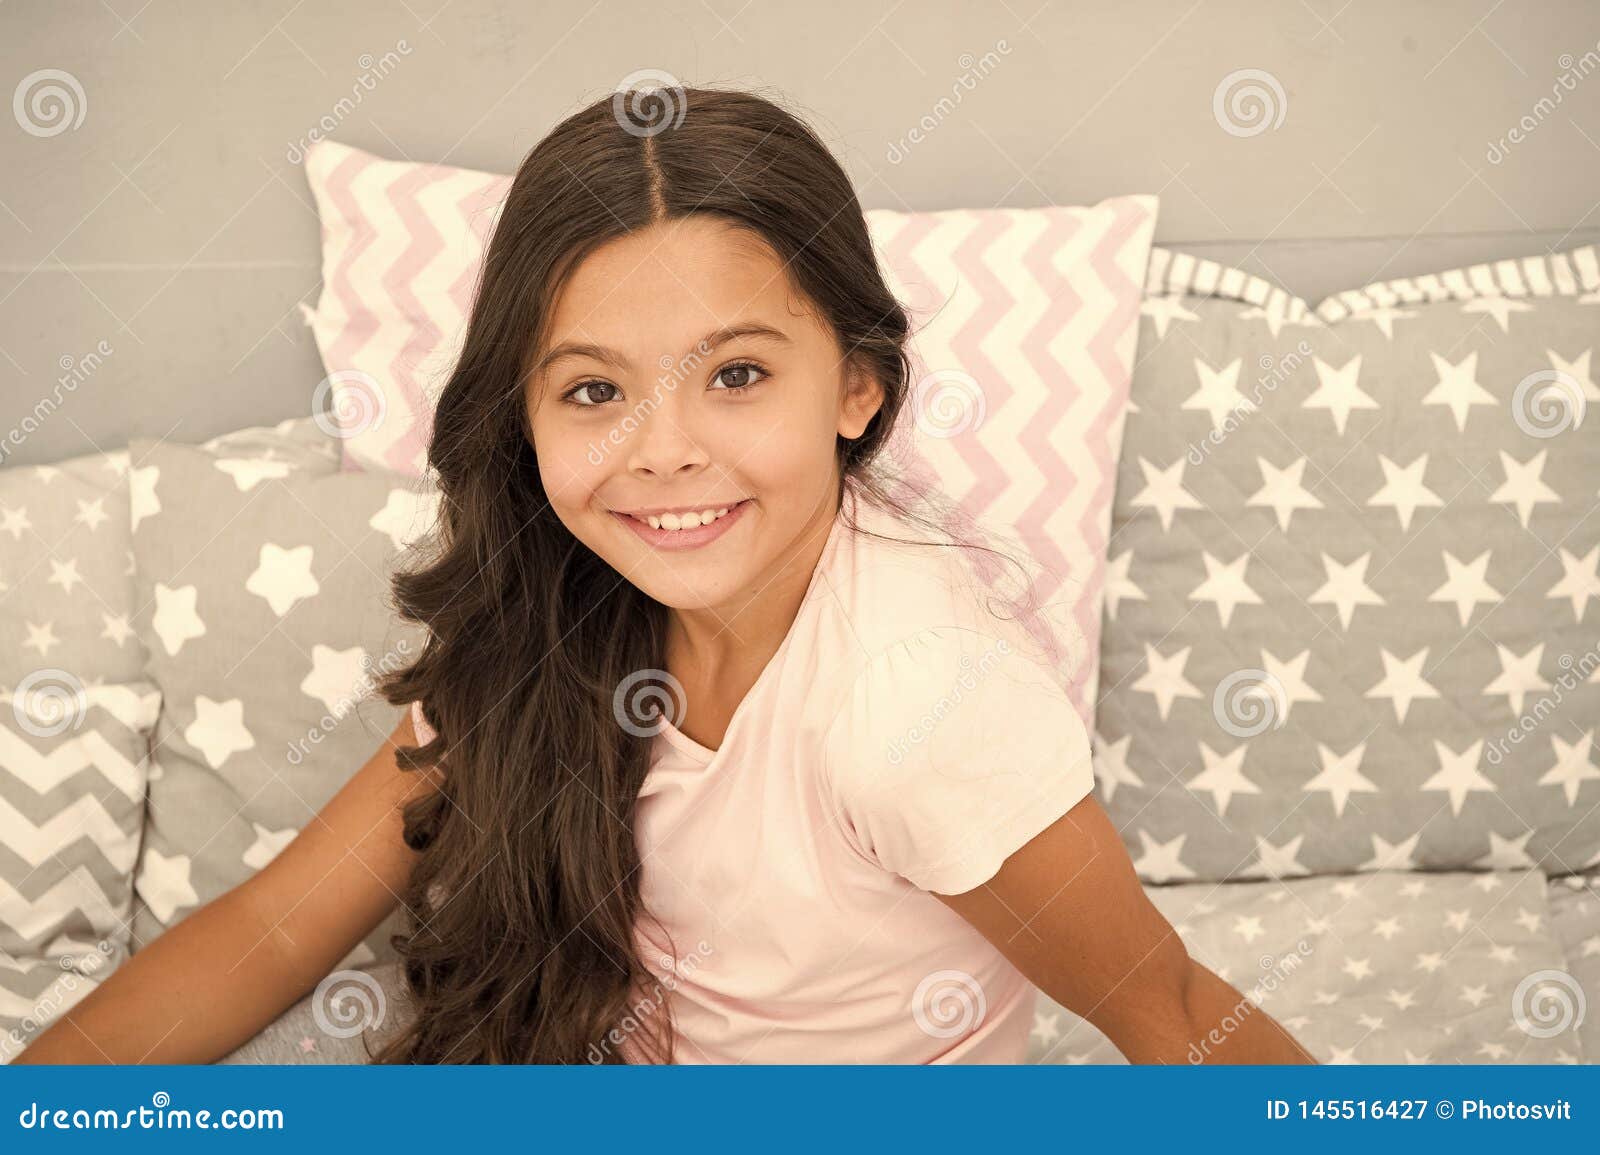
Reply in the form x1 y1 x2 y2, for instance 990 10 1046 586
2 0 1598 468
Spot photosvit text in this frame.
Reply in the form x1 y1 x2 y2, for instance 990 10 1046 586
1265 1098 1573 1122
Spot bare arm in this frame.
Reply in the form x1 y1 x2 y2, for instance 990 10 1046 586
11 710 443 1064
937 793 1317 1065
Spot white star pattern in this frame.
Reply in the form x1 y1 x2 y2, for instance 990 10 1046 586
1309 550 1386 630
135 847 199 924
1482 643 1548 715
300 643 372 718
1367 453 1442 533
1427 549 1500 627
1130 456 1203 532
1490 449 1560 528
1092 733 1143 803
1103 549 1146 619
213 454 294 491
1259 648 1322 720
128 464 161 533
1546 347 1599 401
1188 551 1262 627
1538 731 1599 806
1460 295 1531 332
1421 350 1495 432
1131 830 1195 883
1183 357 1255 431
1422 739 1496 816
370 487 442 551
246 543 320 618
1547 546 1600 621
151 582 207 657
1247 456 1324 531
1304 354 1377 435
1303 741 1379 817
1189 741 1260 816
241 822 300 870
1132 644 1202 720
1365 648 1440 724
1140 295 1199 339
183 695 256 770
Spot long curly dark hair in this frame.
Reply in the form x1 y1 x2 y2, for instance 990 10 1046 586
370 84 1031 1064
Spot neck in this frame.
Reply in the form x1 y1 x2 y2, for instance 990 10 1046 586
668 481 845 679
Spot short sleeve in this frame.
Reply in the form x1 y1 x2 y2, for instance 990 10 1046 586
822 627 1096 895
409 699 437 745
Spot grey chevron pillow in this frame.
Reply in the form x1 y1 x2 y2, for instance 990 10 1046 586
0 419 354 1056
1097 244 1600 883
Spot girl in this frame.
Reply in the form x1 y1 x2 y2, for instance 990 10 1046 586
18 86 1314 1066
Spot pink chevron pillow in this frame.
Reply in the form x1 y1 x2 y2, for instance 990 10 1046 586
304 140 510 478
865 198 1158 722
303 141 1155 722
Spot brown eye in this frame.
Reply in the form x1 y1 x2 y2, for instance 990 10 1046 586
566 380 619 406
713 362 766 391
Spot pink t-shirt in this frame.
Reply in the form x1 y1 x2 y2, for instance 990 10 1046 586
408 485 1096 1063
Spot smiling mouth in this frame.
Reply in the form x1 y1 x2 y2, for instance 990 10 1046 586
614 499 751 532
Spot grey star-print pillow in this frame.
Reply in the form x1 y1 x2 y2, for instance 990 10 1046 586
1095 244 1600 882
1029 867 1585 1064
126 419 436 967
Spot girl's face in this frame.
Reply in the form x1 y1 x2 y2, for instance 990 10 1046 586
525 215 882 613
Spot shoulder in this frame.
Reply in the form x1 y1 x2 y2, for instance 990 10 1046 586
818 624 1095 894
826 492 1045 662
822 625 1082 770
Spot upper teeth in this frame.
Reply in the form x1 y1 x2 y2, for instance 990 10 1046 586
639 506 733 531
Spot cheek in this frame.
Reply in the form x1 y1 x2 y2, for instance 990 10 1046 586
531 421 603 510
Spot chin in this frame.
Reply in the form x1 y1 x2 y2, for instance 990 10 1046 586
636 571 740 612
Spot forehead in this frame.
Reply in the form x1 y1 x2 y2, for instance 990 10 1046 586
540 217 814 360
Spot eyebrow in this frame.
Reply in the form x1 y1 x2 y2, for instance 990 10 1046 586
530 322 792 378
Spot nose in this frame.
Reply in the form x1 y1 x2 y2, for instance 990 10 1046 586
624 395 709 480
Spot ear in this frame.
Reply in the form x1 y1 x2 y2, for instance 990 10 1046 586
838 357 885 441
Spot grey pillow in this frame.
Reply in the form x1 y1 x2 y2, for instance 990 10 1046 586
0 443 145 688
221 961 411 1064
126 418 435 966
1097 244 1600 881
1030 866 1584 1064
1 419 380 1056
